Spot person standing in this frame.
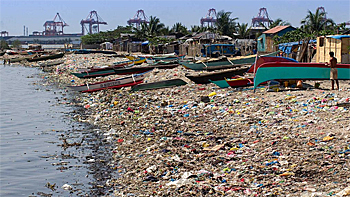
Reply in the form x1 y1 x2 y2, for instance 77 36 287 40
326 51 339 90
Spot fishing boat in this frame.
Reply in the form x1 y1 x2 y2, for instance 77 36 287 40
209 79 230 88
131 79 187 91
180 51 279 71
246 56 298 73
124 56 146 65
145 54 185 64
225 77 254 88
27 52 65 62
3 54 37 64
67 73 148 93
71 61 133 78
38 60 65 67
185 67 248 84
113 64 179 75
253 62 350 90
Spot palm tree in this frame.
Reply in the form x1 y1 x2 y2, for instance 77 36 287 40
160 26 171 36
171 23 188 35
236 23 251 39
300 9 335 37
260 18 290 29
137 16 165 38
216 10 238 36
269 18 291 28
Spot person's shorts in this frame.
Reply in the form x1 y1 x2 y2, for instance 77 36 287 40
330 68 338 80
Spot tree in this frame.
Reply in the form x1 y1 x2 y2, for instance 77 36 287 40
0 40 10 50
171 23 188 35
12 40 21 49
236 23 251 39
269 18 291 29
259 18 290 30
142 16 165 38
190 25 208 33
216 10 238 36
300 9 335 37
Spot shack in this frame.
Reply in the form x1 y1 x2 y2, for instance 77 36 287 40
257 25 296 53
179 31 232 57
316 35 350 63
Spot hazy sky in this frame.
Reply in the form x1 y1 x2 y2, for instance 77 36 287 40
1 0 349 36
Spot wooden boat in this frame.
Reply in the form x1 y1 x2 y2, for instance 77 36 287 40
71 61 133 78
113 64 179 75
146 54 185 64
38 60 65 67
209 79 230 88
226 77 254 88
3 54 36 64
253 62 350 90
124 56 146 65
67 73 147 92
180 51 279 71
27 53 65 62
246 56 298 73
131 79 187 91
185 67 248 84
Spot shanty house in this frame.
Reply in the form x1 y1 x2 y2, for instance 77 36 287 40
316 35 350 63
257 25 296 53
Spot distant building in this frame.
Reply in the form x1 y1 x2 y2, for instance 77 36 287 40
257 25 296 53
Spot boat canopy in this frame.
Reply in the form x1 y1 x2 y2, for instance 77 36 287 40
327 35 350 40
278 39 316 54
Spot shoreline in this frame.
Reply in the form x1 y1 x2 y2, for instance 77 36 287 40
28 53 350 196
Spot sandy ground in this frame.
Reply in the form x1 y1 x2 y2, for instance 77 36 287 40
25 53 350 196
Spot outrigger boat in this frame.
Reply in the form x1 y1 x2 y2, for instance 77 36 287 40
67 72 148 93
253 62 350 91
71 61 134 78
124 56 146 65
27 52 65 62
113 64 179 75
246 56 297 73
180 51 279 71
185 67 248 84
131 79 187 91
226 77 254 88
145 54 185 64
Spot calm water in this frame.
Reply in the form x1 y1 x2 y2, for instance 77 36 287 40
0 64 114 196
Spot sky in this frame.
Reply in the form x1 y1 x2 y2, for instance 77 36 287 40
0 0 349 36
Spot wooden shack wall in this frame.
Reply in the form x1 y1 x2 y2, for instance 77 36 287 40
317 36 350 63
341 37 350 63
265 36 275 53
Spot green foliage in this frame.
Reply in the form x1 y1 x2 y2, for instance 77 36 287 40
300 9 335 36
171 23 188 35
216 10 238 36
190 25 208 33
0 40 10 50
236 23 251 39
148 37 175 46
81 25 133 45
12 40 21 49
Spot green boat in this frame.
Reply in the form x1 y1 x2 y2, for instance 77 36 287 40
209 79 230 88
131 79 187 91
180 51 279 71
253 62 350 91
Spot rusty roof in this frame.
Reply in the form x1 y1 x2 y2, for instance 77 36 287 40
263 26 292 34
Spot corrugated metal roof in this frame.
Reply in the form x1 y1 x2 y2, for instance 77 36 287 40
263 26 291 34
